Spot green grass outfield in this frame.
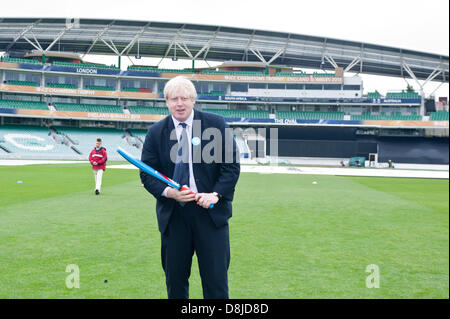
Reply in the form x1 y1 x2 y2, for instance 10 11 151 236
0 163 448 298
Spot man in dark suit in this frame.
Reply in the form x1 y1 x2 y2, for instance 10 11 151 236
140 76 240 299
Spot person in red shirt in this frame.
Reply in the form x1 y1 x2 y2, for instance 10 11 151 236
89 138 107 195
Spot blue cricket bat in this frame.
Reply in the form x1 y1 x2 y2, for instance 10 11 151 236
117 147 214 208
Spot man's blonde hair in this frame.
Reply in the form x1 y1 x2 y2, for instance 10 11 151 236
164 76 197 101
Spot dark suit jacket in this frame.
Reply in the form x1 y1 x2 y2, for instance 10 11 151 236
140 109 240 234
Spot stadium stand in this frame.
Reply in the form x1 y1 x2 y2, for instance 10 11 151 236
386 91 420 99
53 61 119 70
0 99 49 110
53 126 141 158
429 110 449 121
53 103 124 113
276 111 344 120
0 56 41 64
121 87 152 93
46 83 77 89
128 66 193 73
202 108 269 118
128 129 147 141
127 106 169 115
313 72 334 77
275 72 308 77
200 70 264 76
367 92 381 99
0 125 76 158
6 80 39 87
84 85 115 91
350 112 422 120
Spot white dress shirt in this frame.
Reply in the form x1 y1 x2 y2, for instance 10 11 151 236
162 109 198 197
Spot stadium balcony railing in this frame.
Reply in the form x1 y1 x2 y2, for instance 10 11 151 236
276 111 344 120
53 102 123 114
127 66 194 73
200 70 265 76
46 83 78 89
127 106 170 115
0 99 48 110
350 112 422 121
429 110 449 121
0 57 41 64
202 108 269 118
52 61 119 70
6 80 39 87
386 92 420 99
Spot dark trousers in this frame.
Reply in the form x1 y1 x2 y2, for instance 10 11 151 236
161 202 230 299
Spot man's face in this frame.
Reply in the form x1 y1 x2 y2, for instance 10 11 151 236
166 94 195 122
96 141 101 148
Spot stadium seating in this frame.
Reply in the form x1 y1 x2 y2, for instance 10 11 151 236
54 126 141 158
276 111 344 120
275 72 308 77
199 91 225 96
53 61 119 70
127 106 169 115
84 85 115 91
0 125 76 158
351 112 422 120
202 108 269 118
0 57 41 64
367 92 381 99
46 83 78 89
386 92 420 99
122 87 152 93
0 99 48 110
128 66 194 73
128 129 147 142
200 70 265 76
313 72 334 77
6 80 39 87
429 110 449 121
54 103 124 113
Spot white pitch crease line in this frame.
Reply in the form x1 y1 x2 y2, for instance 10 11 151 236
108 164 449 179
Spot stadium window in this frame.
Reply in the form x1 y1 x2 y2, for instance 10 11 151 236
212 83 227 92
268 83 285 90
3 93 41 102
305 84 323 90
230 83 248 92
324 84 342 90
5 72 41 83
83 77 116 88
286 84 304 90
249 83 267 89
343 85 361 90
45 75 78 86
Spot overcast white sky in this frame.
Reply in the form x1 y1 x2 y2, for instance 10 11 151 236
1 0 449 98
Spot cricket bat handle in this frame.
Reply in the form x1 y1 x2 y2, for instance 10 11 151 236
179 185 214 209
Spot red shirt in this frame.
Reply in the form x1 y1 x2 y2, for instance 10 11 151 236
89 147 107 170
